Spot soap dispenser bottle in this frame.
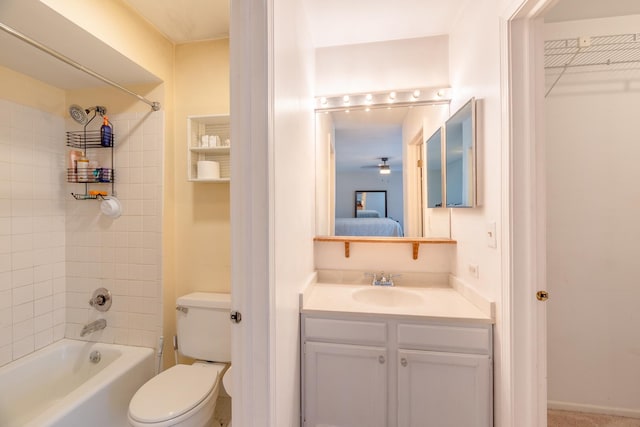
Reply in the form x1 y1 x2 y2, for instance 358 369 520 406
100 116 112 147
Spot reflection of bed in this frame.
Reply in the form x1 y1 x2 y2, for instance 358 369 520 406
335 218 404 237
356 209 380 218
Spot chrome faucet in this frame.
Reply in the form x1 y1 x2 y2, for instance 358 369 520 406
80 319 107 337
369 272 397 287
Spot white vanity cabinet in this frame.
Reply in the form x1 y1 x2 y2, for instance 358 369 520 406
301 314 493 427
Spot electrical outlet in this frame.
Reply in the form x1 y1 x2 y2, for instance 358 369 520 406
469 264 479 278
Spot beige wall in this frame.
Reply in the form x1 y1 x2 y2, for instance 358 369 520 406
0 66 65 115
173 39 230 293
169 39 230 363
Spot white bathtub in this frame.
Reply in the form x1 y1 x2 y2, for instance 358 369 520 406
0 339 155 427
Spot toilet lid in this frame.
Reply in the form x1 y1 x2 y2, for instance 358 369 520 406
129 364 221 423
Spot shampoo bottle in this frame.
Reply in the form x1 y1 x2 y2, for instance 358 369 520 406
77 155 90 182
100 116 112 147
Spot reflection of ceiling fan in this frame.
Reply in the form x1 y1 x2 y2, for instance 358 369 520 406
362 157 392 174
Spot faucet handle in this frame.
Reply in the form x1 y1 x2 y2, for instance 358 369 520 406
89 288 112 312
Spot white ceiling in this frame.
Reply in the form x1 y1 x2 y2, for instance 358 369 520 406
122 0 470 48
123 0 230 44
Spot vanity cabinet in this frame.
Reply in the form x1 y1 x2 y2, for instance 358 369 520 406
301 314 492 427
304 341 388 427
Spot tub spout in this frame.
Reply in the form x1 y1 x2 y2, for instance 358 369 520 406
80 319 107 337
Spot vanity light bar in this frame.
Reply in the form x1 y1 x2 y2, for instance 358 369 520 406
315 87 450 111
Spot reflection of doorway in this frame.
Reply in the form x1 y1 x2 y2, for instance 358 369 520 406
407 131 425 236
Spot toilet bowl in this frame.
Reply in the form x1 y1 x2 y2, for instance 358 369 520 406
222 366 232 427
222 366 232 397
128 362 226 427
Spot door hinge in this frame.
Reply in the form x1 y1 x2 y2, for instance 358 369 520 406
230 310 242 323
417 159 423 168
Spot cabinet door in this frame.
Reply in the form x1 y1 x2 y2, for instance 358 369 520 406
397 350 492 427
304 341 387 427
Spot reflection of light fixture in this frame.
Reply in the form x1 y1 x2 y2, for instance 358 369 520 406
343 95 350 105
365 94 373 104
379 157 391 174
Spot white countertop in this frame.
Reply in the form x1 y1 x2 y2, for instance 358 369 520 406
301 283 494 324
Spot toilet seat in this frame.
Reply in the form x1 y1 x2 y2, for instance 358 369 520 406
129 363 225 426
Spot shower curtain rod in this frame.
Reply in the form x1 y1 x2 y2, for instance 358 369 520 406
0 21 161 111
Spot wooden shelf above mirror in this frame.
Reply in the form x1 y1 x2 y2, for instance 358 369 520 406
313 236 456 260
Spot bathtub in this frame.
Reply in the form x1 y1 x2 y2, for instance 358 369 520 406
0 339 155 427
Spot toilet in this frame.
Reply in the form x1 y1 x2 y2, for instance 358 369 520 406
128 292 232 427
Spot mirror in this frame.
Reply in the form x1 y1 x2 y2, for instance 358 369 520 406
444 98 476 207
315 102 451 238
426 128 443 208
355 190 387 218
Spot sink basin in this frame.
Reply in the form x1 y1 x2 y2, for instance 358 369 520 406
351 287 424 307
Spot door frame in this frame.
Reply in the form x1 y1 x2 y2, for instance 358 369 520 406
501 0 555 425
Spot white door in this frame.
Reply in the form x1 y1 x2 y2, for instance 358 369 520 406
304 341 388 427
397 350 492 427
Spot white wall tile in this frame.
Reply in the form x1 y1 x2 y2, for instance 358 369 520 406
34 329 52 350
13 303 33 324
13 336 34 359
34 312 52 333
0 344 11 366
0 272 10 292
34 296 52 316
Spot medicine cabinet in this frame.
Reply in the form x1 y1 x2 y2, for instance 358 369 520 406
425 97 477 209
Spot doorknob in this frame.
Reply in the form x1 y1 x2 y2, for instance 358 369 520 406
536 290 549 301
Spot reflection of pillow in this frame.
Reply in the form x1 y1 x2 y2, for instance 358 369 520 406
356 210 380 218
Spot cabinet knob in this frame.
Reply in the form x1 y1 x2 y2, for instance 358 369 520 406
401 358 408 367
378 355 386 364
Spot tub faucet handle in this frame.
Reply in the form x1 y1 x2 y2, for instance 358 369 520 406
89 288 112 312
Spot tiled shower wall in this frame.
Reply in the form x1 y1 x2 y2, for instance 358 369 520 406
65 111 163 349
0 100 67 366
0 100 164 368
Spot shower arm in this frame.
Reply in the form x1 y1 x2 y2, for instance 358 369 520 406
0 21 161 112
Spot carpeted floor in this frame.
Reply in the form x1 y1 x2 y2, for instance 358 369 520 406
548 410 640 427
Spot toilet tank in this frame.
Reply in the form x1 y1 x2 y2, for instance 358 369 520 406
176 292 231 362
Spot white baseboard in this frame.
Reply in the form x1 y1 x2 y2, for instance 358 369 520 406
548 400 640 419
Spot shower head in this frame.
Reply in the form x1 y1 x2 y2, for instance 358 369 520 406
69 104 88 125
68 105 108 125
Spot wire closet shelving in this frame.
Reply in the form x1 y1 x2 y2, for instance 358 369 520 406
544 32 640 96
